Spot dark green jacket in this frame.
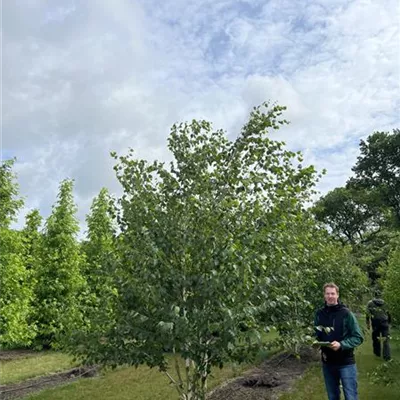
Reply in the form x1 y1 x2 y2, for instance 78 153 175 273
366 298 391 327
315 303 363 365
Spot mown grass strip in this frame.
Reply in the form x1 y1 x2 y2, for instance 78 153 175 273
25 332 279 400
0 352 77 385
24 357 252 400
2 330 278 399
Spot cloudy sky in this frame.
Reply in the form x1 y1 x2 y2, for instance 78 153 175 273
2 0 400 233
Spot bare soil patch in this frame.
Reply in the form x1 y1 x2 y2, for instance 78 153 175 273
208 347 320 400
0 350 40 362
0 366 98 400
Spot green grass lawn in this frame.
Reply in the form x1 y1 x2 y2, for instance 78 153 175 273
25 358 250 400
2 330 278 399
279 326 400 400
5 327 399 400
0 352 77 385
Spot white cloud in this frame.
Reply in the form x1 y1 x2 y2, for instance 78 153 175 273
2 0 399 232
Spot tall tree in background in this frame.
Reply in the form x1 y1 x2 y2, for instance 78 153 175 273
313 129 400 282
0 160 36 348
35 179 85 347
349 129 400 225
313 187 383 244
0 159 23 228
22 209 43 335
22 209 43 273
313 186 393 281
80 188 117 333
83 187 116 294
381 238 400 324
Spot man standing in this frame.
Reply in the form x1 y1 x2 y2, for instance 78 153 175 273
315 282 364 400
366 290 391 361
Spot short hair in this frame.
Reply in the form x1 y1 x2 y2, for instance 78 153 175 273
323 282 339 294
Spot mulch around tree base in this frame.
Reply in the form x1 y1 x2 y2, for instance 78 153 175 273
207 348 320 400
0 366 98 400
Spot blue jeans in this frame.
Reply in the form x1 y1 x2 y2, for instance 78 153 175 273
322 364 358 400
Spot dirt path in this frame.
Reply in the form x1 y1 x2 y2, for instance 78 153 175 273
208 348 320 400
0 350 40 362
0 366 98 400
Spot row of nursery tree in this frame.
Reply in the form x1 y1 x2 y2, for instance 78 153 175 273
1 103 398 399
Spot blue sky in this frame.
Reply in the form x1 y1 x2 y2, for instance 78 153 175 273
2 0 400 232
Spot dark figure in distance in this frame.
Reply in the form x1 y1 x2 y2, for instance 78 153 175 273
366 290 391 361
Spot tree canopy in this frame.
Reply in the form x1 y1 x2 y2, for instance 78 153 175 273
349 129 400 225
63 103 367 400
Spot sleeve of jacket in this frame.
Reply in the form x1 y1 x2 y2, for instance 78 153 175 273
340 312 364 350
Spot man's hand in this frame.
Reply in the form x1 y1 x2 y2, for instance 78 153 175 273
330 341 341 351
